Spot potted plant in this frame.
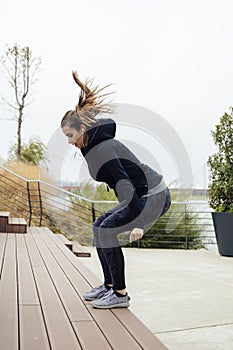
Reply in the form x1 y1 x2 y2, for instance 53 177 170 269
207 107 233 257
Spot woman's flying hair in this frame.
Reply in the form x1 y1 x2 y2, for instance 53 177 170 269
61 71 115 128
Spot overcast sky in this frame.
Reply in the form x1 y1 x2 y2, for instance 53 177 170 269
1 0 233 188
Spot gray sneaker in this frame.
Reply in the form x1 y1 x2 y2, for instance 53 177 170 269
91 289 130 309
83 284 109 301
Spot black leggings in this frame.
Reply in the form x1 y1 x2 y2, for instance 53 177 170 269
93 188 171 290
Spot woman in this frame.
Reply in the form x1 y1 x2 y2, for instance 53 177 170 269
61 71 171 309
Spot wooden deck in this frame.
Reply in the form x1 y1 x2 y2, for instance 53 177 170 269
0 227 169 350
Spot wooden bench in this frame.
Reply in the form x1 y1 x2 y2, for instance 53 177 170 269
0 211 27 233
0 226 169 350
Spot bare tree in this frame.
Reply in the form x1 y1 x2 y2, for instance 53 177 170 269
1 44 41 161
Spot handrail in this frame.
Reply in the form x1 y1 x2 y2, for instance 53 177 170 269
0 165 30 182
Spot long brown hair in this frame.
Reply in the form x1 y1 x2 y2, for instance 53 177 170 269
61 71 115 130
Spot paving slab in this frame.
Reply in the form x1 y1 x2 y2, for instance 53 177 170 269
157 324 233 350
82 247 233 350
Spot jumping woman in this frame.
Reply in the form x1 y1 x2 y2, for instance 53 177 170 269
61 71 171 309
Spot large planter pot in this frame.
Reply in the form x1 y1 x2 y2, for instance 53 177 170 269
212 212 233 257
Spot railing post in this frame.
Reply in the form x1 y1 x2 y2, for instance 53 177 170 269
37 181 43 227
27 181 32 226
185 203 188 249
185 236 188 249
91 202 96 223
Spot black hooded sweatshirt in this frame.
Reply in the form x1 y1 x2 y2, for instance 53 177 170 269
81 118 163 228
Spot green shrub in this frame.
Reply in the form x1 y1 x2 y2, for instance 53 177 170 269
207 107 233 212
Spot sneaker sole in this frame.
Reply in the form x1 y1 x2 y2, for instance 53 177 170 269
84 297 95 301
91 301 130 309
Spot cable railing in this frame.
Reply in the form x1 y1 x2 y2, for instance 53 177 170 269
130 200 216 250
0 165 216 249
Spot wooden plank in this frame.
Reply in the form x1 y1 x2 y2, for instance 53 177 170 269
9 218 27 225
19 218 27 234
72 241 91 258
27 228 82 350
30 228 114 349
0 220 5 232
0 211 10 217
55 233 73 250
5 224 13 233
18 218 27 225
73 251 91 258
113 309 169 350
19 305 50 350
31 228 99 297
24 234 45 267
72 320 112 350
0 234 18 350
19 224 27 233
31 265 82 350
87 304 142 350
13 223 21 233
0 216 8 232
16 234 40 305
37 227 101 289
31 230 92 322
37 227 143 350
9 218 19 225
0 212 10 231
16 234 50 349
0 233 7 273
0 212 9 232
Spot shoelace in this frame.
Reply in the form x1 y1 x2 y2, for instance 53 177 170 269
92 284 104 292
99 289 114 300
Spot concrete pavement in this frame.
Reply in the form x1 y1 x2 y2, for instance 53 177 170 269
82 247 233 350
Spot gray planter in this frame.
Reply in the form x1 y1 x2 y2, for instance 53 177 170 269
212 212 233 257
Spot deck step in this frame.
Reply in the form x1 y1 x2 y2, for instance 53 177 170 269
0 212 10 217
55 234 73 250
55 234 91 257
35 227 168 350
0 212 10 232
0 212 27 234
72 241 91 258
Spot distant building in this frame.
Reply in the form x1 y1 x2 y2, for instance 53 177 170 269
61 184 79 192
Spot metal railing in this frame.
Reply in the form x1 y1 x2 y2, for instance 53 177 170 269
129 200 216 250
0 165 216 249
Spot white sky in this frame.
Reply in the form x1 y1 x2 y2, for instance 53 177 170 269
1 0 233 188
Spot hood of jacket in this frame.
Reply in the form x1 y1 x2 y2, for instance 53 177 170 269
81 118 116 155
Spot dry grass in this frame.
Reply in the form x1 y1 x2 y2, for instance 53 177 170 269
5 161 49 181
0 162 51 226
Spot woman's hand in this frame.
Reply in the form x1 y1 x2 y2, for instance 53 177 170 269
130 228 144 243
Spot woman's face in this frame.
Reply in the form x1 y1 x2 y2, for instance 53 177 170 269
62 125 85 148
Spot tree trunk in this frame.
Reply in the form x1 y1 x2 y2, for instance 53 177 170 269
17 106 23 162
